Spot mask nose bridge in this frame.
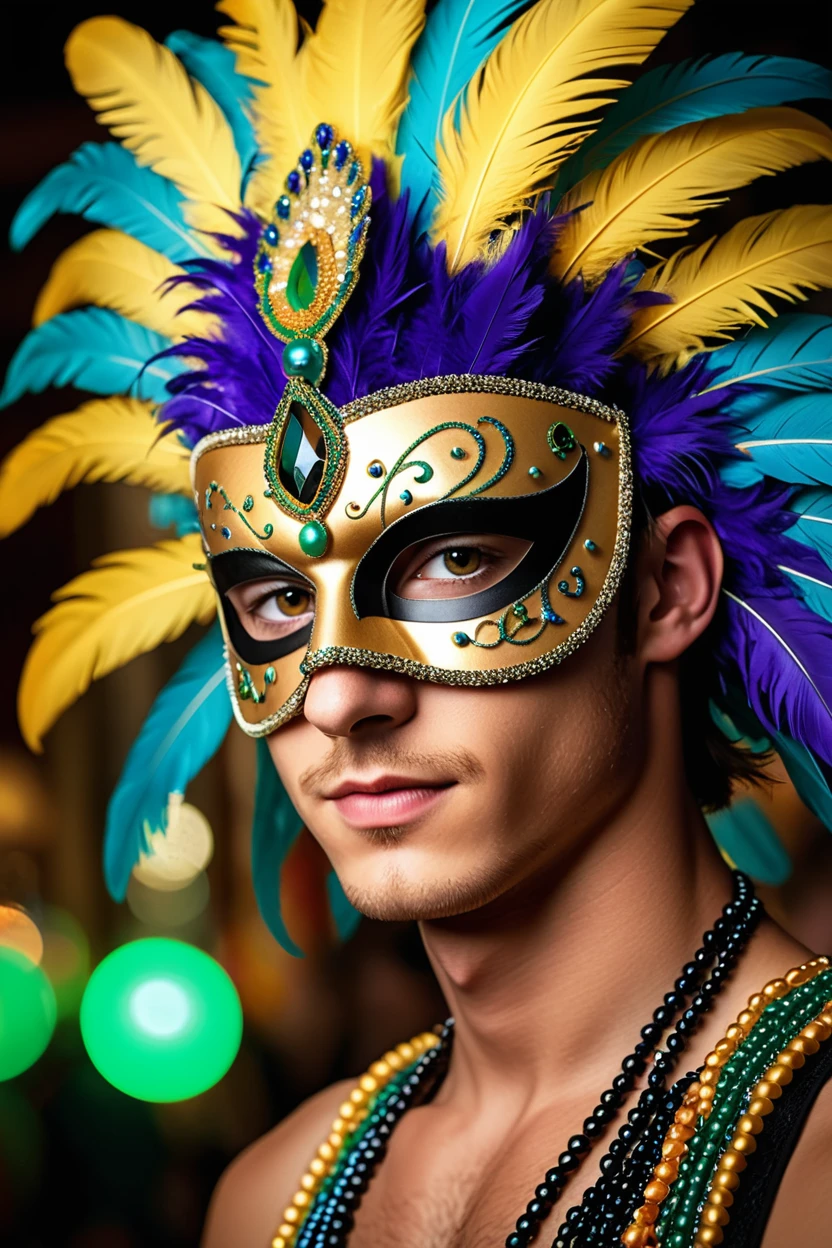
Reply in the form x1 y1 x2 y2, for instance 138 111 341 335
307 555 426 663
308 555 364 649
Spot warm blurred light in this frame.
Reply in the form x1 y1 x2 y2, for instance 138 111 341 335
0 751 52 847
0 947 56 1080
0 904 43 965
126 870 210 927
132 799 213 892
40 907 91 1018
80 938 242 1102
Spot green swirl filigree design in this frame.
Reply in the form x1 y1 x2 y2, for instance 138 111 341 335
346 417 514 528
205 482 275 540
236 662 276 704
459 577 566 651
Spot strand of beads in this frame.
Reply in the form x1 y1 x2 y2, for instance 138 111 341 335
693 999 832 1247
270 1031 442 1248
657 963 832 1247
622 956 829 1247
547 874 761 1248
294 1022 453 1248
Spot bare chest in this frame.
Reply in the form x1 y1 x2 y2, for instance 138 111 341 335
346 1103 591 1248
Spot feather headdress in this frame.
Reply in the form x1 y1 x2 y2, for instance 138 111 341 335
4 2 832 953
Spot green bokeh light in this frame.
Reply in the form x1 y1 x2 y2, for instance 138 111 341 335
0 948 57 1080
80 939 242 1102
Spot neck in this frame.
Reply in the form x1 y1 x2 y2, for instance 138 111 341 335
418 666 733 1106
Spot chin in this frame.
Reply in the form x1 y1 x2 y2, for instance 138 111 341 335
335 854 516 923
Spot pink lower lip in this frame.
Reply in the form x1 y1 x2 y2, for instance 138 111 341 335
332 785 451 829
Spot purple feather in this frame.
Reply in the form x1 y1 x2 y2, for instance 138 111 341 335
719 587 832 768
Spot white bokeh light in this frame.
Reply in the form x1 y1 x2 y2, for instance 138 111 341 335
129 977 192 1037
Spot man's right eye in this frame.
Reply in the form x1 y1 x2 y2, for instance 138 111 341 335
226 580 316 641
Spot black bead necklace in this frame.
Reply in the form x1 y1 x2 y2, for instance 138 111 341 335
550 874 761 1248
296 872 760 1248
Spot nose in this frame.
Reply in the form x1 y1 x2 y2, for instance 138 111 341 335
303 665 418 738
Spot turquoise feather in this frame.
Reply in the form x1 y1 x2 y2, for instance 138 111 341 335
557 54 832 194
728 393 832 487
396 0 530 232
788 488 832 569
0 309 178 406
165 31 258 190
252 738 304 956
103 623 232 900
772 729 832 832
9 141 207 262
149 493 201 537
706 315 832 397
780 562 832 621
707 799 791 886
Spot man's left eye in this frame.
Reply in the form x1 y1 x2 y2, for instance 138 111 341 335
391 534 531 601
418 547 483 579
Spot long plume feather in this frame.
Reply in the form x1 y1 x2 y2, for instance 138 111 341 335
396 0 531 230
622 206 832 371
104 623 232 900
8 141 209 262
552 107 832 284
703 315 832 394
33 230 217 340
0 308 178 406
65 17 241 237
217 0 310 214
18 535 215 752
303 0 426 168
165 30 258 182
556 53 832 193
432 0 693 270
0 398 190 539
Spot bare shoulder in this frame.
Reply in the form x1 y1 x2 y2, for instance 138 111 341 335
761 1074 832 1248
201 1077 355 1248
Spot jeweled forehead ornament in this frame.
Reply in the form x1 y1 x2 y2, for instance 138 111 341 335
253 124 371 560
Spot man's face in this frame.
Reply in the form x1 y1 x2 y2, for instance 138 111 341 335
267 605 643 922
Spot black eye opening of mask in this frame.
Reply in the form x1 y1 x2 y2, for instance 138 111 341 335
209 549 314 664
351 449 589 623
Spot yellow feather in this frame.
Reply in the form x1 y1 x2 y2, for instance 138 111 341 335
217 0 312 214
32 230 217 340
18 535 215 752
65 17 241 238
432 0 693 271
302 0 426 165
0 398 191 540
622 205 832 373
552 108 832 284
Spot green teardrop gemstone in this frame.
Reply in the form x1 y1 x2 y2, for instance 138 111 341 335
286 240 319 312
298 519 328 557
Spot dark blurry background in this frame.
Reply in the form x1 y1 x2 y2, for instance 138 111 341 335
0 3 831 1246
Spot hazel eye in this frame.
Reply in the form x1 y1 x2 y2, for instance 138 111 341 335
390 534 531 601
273 586 311 617
437 548 481 577
226 578 315 641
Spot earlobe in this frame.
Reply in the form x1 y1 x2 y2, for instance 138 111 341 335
638 506 724 665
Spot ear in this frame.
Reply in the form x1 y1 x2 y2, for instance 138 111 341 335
636 505 724 665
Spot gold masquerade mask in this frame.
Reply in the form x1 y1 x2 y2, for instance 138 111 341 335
190 128 631 737
192 376 631 737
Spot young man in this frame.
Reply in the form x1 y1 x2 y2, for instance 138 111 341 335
4 2 832 1246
